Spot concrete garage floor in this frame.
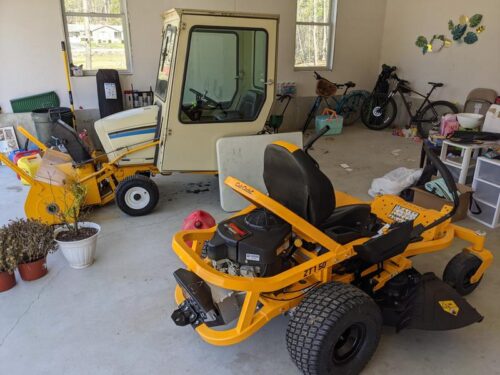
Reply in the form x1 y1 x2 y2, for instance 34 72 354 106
0 125 499 375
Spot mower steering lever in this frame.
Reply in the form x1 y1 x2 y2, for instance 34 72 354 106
304 126 330 152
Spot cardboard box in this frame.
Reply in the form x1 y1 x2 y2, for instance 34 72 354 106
411 183 473 222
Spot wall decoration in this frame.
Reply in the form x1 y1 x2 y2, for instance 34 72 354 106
448 13 484 44
415 13 485 54
415 34 451 55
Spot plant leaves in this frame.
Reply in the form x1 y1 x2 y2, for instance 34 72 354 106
451 24 467 40
422 44 429 55
415 36 428 48
448 20 454 30
469 14 483 27
464 31 478 44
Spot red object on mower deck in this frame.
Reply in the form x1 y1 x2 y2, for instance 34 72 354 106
182 210 216 246
13 150 40 180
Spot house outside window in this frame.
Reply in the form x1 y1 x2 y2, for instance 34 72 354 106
61 0 132 74
294 0 338 70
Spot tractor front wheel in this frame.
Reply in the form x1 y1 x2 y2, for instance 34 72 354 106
443 252 483 296
115 174 159 216
286 282 382 375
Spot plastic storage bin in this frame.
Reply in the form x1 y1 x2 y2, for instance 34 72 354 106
474 180 500 206
469 157 500 228
315 109 343 135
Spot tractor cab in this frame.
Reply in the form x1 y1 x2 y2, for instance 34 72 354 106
95 9 278 173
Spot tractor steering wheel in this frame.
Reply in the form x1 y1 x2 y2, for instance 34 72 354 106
189 88 221 108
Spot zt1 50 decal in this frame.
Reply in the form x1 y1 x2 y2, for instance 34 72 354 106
303 261 327 278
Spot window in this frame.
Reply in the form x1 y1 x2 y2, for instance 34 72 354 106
155 24 177 101
61 0 132 74
294 0 338 70
180 27 268 124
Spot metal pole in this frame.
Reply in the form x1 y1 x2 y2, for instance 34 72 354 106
61 41 76 128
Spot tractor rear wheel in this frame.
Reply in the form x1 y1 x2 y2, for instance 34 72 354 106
115 174 159 216
443 252 483 296
286 282 382 375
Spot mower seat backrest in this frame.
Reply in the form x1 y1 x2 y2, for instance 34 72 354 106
263 142 335 226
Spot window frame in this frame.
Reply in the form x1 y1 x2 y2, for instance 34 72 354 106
294 0 338 71
155 24 178 102
178 26 269 125
252 31 268 90
60 0 133 75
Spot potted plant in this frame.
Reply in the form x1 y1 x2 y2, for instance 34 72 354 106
54 182 100 269
0 227 18 292
2 219 56 281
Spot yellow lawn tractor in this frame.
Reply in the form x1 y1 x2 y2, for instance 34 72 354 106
170 129 493 374
0 9 281 223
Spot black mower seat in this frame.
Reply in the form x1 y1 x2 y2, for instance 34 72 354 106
263 143 373 242
320 204 371 230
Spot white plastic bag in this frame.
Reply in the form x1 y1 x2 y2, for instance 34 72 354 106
368 167 422 197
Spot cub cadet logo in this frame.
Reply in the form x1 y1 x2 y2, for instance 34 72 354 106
303 262 327 278
439 300 460 316
235 181 254 195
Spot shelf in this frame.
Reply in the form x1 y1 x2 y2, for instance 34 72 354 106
443 159 476 169
475 177 500 189
472 197 496 209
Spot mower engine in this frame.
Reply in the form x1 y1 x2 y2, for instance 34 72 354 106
172 209 292 328
205 208 292 277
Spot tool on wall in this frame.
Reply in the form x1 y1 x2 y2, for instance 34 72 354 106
60 41 76 128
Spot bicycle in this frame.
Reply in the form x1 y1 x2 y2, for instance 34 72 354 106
301 72 369 133
361 65 458 137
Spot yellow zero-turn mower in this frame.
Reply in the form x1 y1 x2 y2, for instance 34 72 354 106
170 129 493 375
0 124 160 224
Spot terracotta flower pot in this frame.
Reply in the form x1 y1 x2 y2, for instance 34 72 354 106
18 257 48 281
0 271 17 292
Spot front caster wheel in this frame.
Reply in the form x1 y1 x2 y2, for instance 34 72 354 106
286 282 382 375
443 252 483 296
115 174 159 216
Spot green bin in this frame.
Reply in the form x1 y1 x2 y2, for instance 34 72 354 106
10 91 60 113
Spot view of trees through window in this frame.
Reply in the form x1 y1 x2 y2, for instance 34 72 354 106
63 0 129 71
295 0 336 69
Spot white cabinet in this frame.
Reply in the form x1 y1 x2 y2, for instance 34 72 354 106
469 157 500 228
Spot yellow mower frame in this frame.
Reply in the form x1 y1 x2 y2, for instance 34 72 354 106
172 176 493 346
0 126 159 224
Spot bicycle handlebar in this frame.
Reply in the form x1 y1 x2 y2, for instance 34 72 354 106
313 72 355 88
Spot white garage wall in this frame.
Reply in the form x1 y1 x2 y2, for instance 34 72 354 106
0 0 387 114
380 0 500 104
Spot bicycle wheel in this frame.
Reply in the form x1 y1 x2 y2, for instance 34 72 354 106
361 93 397 130
338 91 368 126
416 100 459 138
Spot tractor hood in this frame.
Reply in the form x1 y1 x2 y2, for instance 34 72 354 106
95 105 159 166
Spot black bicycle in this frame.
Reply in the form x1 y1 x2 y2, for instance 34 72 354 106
361 65 458 137
301 72 369 132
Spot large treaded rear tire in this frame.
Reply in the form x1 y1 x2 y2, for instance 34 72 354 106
115 174 159 216
443 252 482 296
286 282 382 375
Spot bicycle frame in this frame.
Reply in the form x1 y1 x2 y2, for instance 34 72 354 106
382 80 440 125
